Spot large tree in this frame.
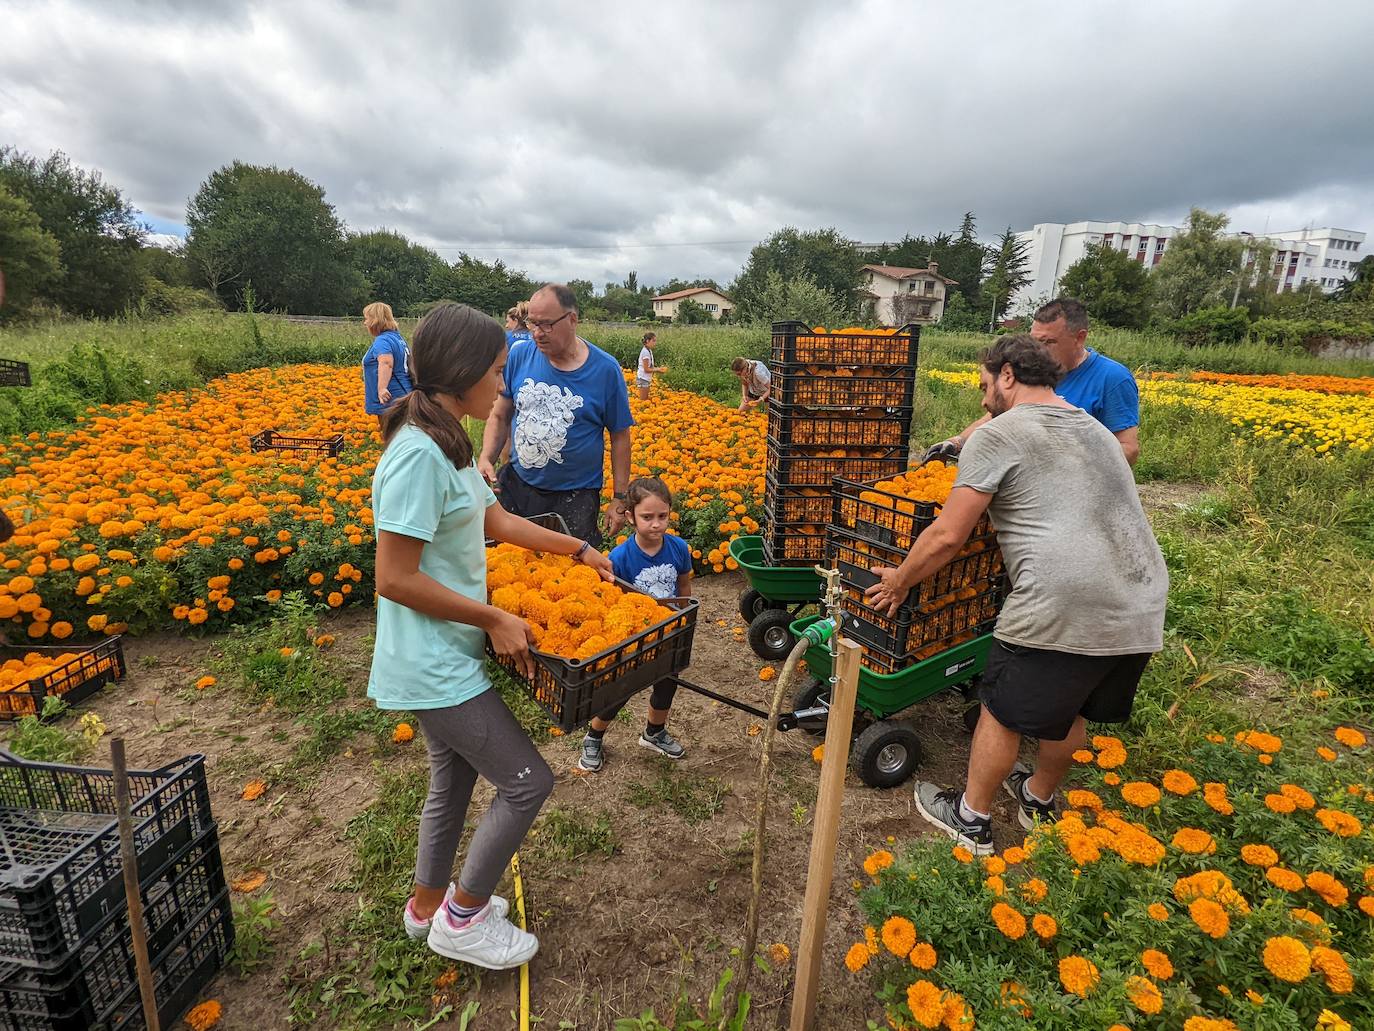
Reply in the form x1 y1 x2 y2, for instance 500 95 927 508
863 213 987 305
732 227 859 321
427 254 537 316
979 227 1032 328
0 147 145 316
1150 207 1243 320
1057 242 1153 329
734 270 850 327
347 229 445 315
186 162 365 313
0 183 62 319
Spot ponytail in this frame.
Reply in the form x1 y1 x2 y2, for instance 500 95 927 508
381 389 474 468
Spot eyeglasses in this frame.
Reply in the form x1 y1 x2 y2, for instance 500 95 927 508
526 311 573 334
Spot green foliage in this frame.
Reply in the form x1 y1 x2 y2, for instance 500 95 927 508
4 696 88 763
0 147 145 317
1334 255 1374 303
186 161 366 314
1163 305 1251 346
865 213 988 306
732 227 859 321
525 805 618 862
218 593 347 711
0 182 62 320
1250 314 1374 350
673 297 714 325
427 253 537 316
936 292 983 333
978 227 1032 326
625 763 728 824
228 893 282 976
345 229 445 315
1056 242 1152 329
1150 207 1244 319
613 969 750 1031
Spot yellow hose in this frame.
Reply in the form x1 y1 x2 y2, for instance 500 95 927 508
511 852 530 1031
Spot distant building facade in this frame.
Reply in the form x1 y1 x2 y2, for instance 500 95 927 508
651 287 734 320
858 263 957 326
1012 220 1366 312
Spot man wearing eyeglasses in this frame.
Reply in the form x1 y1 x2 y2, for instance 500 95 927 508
479 283 634 547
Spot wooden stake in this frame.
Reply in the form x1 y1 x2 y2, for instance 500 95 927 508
789 637 861 1031
110 738 161 1031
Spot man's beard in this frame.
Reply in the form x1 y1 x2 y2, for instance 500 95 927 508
985 385 1010 417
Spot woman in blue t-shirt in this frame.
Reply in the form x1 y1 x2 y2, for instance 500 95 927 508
577 477 694 772
361 302 415 428
370 302 613 970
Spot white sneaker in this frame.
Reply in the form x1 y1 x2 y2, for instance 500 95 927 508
403 884 509 940
426 902 539 970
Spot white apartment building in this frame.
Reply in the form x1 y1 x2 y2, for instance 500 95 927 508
1011 221 1366 313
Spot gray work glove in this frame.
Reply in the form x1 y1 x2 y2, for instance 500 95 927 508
921 439 962 464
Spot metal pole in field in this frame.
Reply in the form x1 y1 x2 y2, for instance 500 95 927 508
789 637 862 1031
110 738 162 1031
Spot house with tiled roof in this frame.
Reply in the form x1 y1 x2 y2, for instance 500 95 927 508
651 287 734 321
858 262 958 326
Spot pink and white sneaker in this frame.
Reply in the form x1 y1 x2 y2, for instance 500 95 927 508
426 901 538 970
403 884 509 940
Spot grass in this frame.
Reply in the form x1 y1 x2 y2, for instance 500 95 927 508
524 805 619 863
625 763 729 825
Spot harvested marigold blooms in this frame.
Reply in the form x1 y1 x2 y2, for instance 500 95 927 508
186 1000 223 1031
757 666 777 681
195 675 216 690
392 722 415 744
768 942 791 965
811 744 824 764
231 870 268 893
240 780 266 801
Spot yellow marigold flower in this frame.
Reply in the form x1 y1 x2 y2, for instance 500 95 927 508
951 846 973 864
1333 726 1366 748
1261 935 1310 982
1202 782 1233 815
1141 948 1174 980
1279 783 1315 809
1057 955 1098 997
1147 902 1170 921
1161 769 1199 795
186 1000 223 1031
1311 946 1353 994
1120 782 1161 807
863 850 894 877
1240 844 1279 868
1314 808 1362 837
1189 898 1229 938
1245 989 1263 1005
1031 913 1057 940
1020 878 1048 903
1126 975 1163 1015
905 980 944 1028
1264 793 1297 814
880 916 917 957
392 722 415 744
1316 1011 1351 1031
908 942 937 970
1172 828 1217 855
1305 871 1348 907
843 942 869 973
990 902 1026 940
1267 866 1305 892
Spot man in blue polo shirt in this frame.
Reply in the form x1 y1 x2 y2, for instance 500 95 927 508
477 283 634 547
927 297 1140 466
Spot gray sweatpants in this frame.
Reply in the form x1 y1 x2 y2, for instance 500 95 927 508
414 690 554 898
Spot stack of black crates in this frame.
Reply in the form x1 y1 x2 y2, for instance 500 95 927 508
0 752 232 1031
762 322 919 567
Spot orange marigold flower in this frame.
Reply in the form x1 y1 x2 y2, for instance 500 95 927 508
186 1000 223 1031
1264 793 1297 814
1333 726 1366 748
843 943 869 973
1057 955 1099 997
905 980 943 1028
1126 975 1163 1015
1120 782 1161 807
195 675 217 691
1358 896 1374 917
1305 871 1348 907
951 846 973 864
863 850 894 877
1267 866 1305 892
880 915 917 957
1317 746 1337 761
999 982 1031 1017
1172 828 1217 855
1315 808 1362 837
1261 935 1310 982
1161 769 1199 795
1279 784 1315 809
1102 771 1121 786
1020 878 1048 903
1031 913 1057 940
1002 846 1026 865
392 722 415 744
1141 948 1174 980
1240 844 1279 868
1202 782 1233 815
983 874 1005 896
942 992 973 1030
1065 789 1103 811
1183 1019 1239 1031
241 780 266 801
1147 902 1170 921
1071 749 1094 763
990 902 1026 940
908 942 937 971
982 855 1006 875
1235 729 1283 753
865 925 880 956
758 666 776 681
1189 898 1229 938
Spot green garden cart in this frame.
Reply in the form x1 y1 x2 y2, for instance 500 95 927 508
727 535 823 661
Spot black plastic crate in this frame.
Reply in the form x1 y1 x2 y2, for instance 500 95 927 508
0 360 32 388
763 480 833 526
767 409 912 450
761 523 828 567
248 429 345 457
764 448 908 488
0 638 127 721
0 753 214 971
829 476 1000 556
771 364 916 409
837 587 1000 664
771 322 919 367
826 531 1005 609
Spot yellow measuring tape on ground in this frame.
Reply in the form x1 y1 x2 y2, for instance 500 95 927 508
510 852 530 1031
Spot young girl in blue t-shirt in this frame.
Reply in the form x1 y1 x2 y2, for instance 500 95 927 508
578 477 693 772
369 302 613 971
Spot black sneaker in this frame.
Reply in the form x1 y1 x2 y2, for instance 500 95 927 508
1003 762 1056 830
912 782 993 856
577 734 605 773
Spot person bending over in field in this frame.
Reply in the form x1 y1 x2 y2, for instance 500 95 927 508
370 302 613 969
924 297 1140 466
578 477 693 772
867 334 1167 856
730 356 771 413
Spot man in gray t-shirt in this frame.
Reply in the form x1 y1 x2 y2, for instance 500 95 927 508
866 335 1167 856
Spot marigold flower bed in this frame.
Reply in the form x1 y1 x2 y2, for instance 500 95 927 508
0 365 766 640
850 725 1373 1029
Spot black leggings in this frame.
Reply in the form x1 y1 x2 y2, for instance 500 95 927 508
597 679 679 723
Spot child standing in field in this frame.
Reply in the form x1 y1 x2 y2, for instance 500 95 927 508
578 477 693 771
636 332 667 401
370 302 613 970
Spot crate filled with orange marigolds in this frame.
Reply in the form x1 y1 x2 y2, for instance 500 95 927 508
826 460 1006 674
486 544 697 732
0 637 127 719
763 322 919 567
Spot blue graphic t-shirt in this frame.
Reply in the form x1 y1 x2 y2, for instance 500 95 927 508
610 533 693 599
1054 349 1139 433
506 329 533 346
502 339 634 491
362 330 414 414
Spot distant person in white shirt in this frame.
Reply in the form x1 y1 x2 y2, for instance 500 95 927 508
731 357 771 413
636 332 667 401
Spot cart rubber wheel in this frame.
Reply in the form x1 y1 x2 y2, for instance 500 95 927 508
791 677 829 735
748 608 795 661
738 588 783 623
851 720 923 789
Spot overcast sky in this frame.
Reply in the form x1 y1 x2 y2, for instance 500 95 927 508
3 0 1372 287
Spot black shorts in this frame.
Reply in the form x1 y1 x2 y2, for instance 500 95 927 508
496 464 604 548
978 639 1153 741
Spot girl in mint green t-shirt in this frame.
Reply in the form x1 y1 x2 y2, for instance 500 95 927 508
369 302 613 971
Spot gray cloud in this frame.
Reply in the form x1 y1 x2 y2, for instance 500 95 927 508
2 0 1371 288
